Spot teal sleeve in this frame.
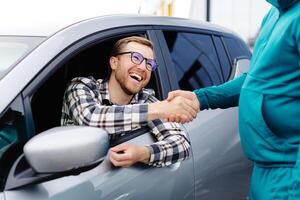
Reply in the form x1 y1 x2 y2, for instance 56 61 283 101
298 38 300 54
297 27 300 59
260 8 273 29
194 74 246 110
296 16 300 67
298 40 300 68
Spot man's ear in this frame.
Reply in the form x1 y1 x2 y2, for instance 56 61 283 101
109 56 118 70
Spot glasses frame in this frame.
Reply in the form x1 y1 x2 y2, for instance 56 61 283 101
114 51 158 71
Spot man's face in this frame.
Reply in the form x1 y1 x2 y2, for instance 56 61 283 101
110 42 154 95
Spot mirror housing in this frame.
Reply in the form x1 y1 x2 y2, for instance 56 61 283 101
24 126 109 173
229 56 250 79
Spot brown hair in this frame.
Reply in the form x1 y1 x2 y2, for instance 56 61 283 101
110 36 153 56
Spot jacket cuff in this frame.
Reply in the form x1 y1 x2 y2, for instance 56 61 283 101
193 90 209 110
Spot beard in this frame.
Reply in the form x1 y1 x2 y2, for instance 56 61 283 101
114 69 143 95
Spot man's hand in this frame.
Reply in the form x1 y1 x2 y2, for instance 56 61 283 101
148 95 198 123
109 143 150 167
165 90 200 123
167 90 199 103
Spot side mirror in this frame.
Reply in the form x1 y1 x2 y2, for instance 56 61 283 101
24 126 109 173
5 126 109 190
230 57 250 79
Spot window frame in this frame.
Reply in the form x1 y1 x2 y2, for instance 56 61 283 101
212 35 232 82
21 26 166 143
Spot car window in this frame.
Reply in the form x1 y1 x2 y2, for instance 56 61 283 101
223 36 251 63
0 36 44 80
28 32 161 137
163 31 223 90
0 97 26 191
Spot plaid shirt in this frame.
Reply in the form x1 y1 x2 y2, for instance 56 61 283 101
61 77 190 167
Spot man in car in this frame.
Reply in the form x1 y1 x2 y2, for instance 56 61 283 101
61 36 198 167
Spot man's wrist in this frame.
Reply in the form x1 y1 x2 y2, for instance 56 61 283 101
148 102 163 121
139 146 151 164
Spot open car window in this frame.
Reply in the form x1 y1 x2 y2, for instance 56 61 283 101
27 32 161 141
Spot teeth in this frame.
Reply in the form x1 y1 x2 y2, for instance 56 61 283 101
130 73 142 81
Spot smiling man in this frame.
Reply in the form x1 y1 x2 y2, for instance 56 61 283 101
61 36 198 167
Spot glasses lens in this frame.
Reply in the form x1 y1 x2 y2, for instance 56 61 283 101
131 52 144 65
146 59 157 71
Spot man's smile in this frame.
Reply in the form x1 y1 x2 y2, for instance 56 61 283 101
129 72 144 82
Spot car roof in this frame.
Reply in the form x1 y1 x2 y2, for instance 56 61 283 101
0 14 234 37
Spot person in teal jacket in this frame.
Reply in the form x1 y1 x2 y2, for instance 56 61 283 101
168 0 300 199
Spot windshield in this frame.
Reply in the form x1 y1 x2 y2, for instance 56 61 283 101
0 36 44 80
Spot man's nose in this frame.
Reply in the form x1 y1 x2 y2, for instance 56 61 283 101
136 59 147 70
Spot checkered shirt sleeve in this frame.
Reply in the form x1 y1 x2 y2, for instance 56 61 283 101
144 95 191 167
61 77 148 134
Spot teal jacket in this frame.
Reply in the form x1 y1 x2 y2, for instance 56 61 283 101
195 0 300 166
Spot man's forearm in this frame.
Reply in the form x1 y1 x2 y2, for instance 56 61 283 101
138 146 151 164
146 134 190 167
147 102 160 121
69 93 149 133
146 119 191 167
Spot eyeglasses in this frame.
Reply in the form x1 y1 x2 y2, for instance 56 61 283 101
114 51 158 71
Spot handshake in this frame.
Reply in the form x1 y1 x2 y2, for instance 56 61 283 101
148 90 200 123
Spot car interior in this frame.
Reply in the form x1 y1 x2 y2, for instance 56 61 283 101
30 35 161 134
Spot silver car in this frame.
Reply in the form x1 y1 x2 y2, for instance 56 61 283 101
0 15 252 200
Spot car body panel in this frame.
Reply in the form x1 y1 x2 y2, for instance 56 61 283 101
5 132 194 200
184 108 252 199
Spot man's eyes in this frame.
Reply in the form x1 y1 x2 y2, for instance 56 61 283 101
146 61 154 68
133 55 141 60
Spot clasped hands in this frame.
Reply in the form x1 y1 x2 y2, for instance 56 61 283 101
165 90 200 123
148 90 200 123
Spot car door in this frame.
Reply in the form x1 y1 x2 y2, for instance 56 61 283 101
2 27 194 200
154 29 253 200
0 96 27 197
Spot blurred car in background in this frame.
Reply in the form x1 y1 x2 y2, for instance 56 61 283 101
0 15 252 200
